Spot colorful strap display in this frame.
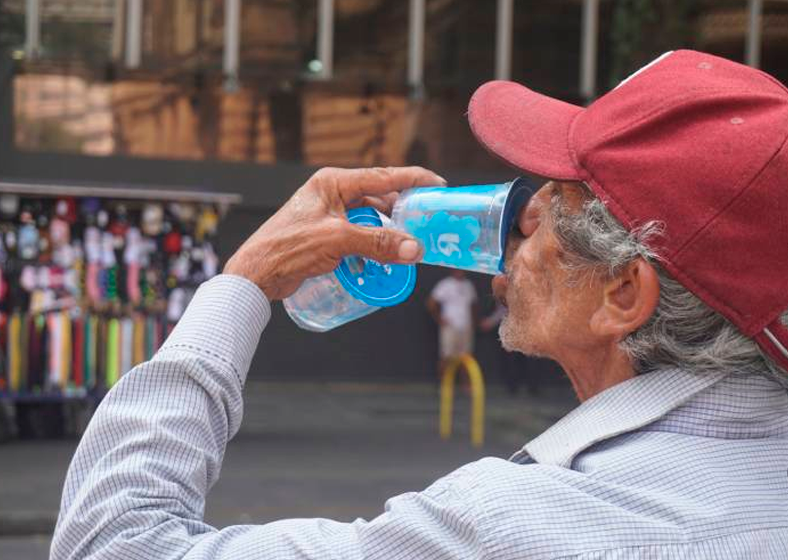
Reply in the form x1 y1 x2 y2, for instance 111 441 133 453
120 318 133 378
106 318 120 388
8 313 21 392
133 315 145 366
73 316 84 389
60 311 71 389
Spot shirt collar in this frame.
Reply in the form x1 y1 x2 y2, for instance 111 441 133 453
511 368 728 468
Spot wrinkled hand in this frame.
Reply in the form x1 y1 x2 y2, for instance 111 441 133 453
224 167 446 300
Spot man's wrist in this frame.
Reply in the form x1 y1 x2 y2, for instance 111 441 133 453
160 275 271 384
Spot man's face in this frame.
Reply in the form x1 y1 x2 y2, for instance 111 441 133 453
492 181 604 361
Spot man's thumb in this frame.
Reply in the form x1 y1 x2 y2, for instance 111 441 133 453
342 223 423 264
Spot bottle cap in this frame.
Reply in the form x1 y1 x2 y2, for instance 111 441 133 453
335 208 417 307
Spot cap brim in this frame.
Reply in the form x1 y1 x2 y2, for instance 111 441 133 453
468 81 584 181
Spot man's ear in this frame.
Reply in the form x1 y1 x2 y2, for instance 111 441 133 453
590 258 659 341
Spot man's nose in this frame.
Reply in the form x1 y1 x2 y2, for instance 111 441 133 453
492 274 508 302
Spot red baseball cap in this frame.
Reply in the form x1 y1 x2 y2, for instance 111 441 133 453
468 50 788 372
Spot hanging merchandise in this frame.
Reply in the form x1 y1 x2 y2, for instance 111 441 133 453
106 318 119 388
72 313 83 389
109 204 130 239
7 312 21 391
0 195 20 219
145 315 156 361
0 314 6 392
59 311 71 389
46 312 61 389
141 203 164 236
0 190 233 407
18 313 29 392
166 287 188 323
132 314 145 366
120 317 133 380
50 212 70 251
96 316 106 389
124 228 143 305
56 198 78 224
84 226 102 305
202 242 219 279
0 239 7 305
29 314 45 391
36 213 52 264
163 227 182 255
195 206 218 242
18 213 39 261
85 315 98 390
101 232 118 302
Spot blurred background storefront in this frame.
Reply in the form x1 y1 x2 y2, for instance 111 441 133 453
1 0 787 384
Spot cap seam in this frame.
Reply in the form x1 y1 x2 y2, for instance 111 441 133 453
671 121 788 258
670 125 788 333
585 88 787 151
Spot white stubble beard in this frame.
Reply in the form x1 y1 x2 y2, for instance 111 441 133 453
497 291 548 359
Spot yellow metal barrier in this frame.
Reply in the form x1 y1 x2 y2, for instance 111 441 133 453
439 353 485 447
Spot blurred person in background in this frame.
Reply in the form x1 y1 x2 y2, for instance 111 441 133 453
426 269 477 378
52 50 788 559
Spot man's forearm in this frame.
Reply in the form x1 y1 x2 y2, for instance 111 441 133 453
50 167 475 560
51 275 270 560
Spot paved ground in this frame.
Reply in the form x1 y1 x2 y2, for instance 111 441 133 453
0 380 576 559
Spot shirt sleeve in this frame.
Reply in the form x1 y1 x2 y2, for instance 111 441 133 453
51 275 487 560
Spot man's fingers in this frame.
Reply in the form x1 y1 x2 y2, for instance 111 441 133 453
312 167 446 205
346 193 399 215
339 223 423 264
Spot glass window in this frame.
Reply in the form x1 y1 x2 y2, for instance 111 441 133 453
0 1 26 57
424 0 496 95
39 0 115 65
239 0 315 80
141 0 223 72
510 1 583 102
332 0 408 86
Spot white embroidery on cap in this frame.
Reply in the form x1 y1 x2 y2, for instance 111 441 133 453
698 62 713 70
730 117 744 125
614 51 675 90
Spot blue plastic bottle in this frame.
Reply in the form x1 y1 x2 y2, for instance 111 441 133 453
283 208 417 332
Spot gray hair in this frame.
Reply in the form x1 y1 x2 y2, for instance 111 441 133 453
550 184 788 385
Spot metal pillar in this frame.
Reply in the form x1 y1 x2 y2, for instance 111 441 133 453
495 0 513 80
223 0 241 88
25 0 41 59
111 0 125 61
317 0 334 79
580 0 600 101
746 0 763 68
408 0 426 93
125 0 143 69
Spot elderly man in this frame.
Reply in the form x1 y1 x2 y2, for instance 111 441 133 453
52 50 788 559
